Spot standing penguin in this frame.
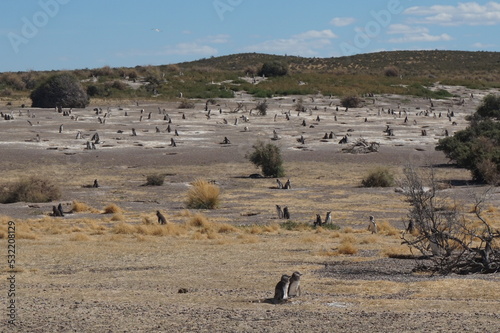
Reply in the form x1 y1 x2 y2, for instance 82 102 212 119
288 271 303 298
368 215 377 234
274 274 291 302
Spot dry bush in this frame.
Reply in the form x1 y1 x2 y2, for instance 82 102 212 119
185 179 221 209
110 213 125 222
103 203 123 214
340 95 362 108
263 224 280 233
178 99 195 109
217 223 239 234
360 235 379 244
69 234 90 241
71 201 99 213
0 176 61 203
146 174 165 186
362 167 395 187
377 221 400 236
383 245 414 258
338 241 358 255
113 222 136 235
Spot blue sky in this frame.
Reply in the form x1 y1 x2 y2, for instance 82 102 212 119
1 0 499 72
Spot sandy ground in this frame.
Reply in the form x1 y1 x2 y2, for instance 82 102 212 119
1 86 500 332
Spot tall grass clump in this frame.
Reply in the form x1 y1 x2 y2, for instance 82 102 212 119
361 167 395 187
0 176 61 203
103 203 123 214
185 179 221 209
246 141 285 177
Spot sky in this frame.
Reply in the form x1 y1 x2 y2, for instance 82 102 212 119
0 0 499 72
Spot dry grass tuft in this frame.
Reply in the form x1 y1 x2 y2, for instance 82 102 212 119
185 179 220 209
338 236 359 255
111 213 125 222
383 245 414 257
69 233 91 241
71 201 99 213
338 242 358 255
377 221 400 236
237 234 259 244
188 213 213 229
217 223 239 234
113 222 136 234
360 235 379 244
103 203 123 214
263 224 280 233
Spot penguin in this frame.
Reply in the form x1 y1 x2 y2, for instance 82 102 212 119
274 274 291 302
324 211 332 224
288 271 303 298
368 215 377 234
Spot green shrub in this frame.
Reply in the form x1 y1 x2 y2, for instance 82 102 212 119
258 61 288 77
0 176 61 203
246 141 285 178
30 73 89 108
476 94 500 119
361 167 395 187
146 174 165 186
436 94 500 184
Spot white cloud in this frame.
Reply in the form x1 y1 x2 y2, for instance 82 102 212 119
389 33 453 43
330 17 355 27
387 24 453 43
387 24 429 35
472 42 496 48
294 29 338 39
404 2 500 26
243 30 337 56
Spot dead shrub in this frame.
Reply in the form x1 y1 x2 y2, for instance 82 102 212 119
338 241 358 255
113 222 136 234
103 204 123 214
0 176 61 203
377 221 400 236
340 95 362 108
178 99 195 109
186 179 220 209
71 201 99 213
146 174 165 186
110 213 124 222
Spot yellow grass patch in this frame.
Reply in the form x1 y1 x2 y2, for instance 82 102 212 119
237 234 259 244
103 203 123 214
69 233 91 241
377 221 400 236
111 213 125 222
186 179 221 209
71 201 100 213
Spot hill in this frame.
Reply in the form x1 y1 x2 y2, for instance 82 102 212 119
1 50 499 103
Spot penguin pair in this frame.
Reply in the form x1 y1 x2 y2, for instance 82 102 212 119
273 271 302 303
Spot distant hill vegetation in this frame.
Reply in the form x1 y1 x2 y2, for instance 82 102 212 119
1 50 499 103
